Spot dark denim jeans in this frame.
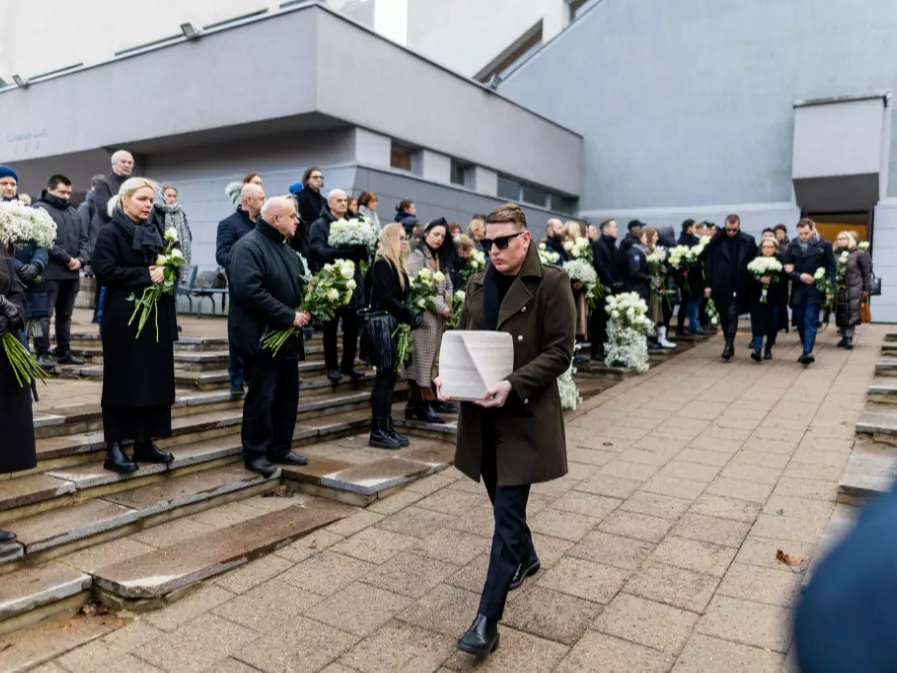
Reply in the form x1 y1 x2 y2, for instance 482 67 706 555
793 298 821 355
687 296 702 332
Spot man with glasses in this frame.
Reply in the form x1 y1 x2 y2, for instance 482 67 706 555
703 213 758 360
436 203 575 658
294 167 325 258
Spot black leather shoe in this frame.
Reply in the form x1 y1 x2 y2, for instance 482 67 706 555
404 402 445 424
269 451 308 466
510 555 541 590
341 367 365 381
56 353 84 365
245 458 278 477
370 419 402 450
229 381 244 395
423 402 445 424
0 530 17 543
800 353 815 366
836 337 847 348
763 348 772 361
387 418 409 447
104 442 138 474
457 615 499 656
844 337 854 350
37 355 56 371
722 343 734 360
327 369 343 383
750 348 762 363
133 441 174 464
432 401 458 415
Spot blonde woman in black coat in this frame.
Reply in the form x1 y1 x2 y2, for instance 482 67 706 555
834 231 871 350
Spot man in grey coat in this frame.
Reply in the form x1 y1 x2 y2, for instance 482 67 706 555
79 174 105 323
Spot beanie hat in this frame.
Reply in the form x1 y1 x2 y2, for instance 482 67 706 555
0 166 18 182
289 181 303 195
627 219 645 231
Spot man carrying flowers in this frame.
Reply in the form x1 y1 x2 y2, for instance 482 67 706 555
228 197 311 477
782 218 836 366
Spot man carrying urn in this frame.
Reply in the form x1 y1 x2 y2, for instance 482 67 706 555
436 202 575 657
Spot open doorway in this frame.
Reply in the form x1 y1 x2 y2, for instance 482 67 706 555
804 211 870 244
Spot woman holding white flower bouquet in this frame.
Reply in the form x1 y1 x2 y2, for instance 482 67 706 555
747 238 786 361
403 220 453 424
91 178 178 474
645 227 677 349
833 231 871 350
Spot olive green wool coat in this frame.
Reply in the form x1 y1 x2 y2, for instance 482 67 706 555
453 242 576 487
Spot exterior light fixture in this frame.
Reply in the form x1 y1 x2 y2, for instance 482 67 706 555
12 75 28 89
488 75 502 91
180 23 202 40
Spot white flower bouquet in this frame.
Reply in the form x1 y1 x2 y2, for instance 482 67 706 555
127 228 186 340
814 267 835 311
566 237 593 262
604 292 651 372
836 250 849 291
557 362 582 411
393 268 443 370
459 249 486 288
563 258 602 307
0 200 57 248
705 298 720 325
858 241 871 252
692 235 712 258
667 245 697 271
446 289 466 329
262 259 356 356
746 256 783 303
538 242 560 265
646 248 674 309
328 218 378 253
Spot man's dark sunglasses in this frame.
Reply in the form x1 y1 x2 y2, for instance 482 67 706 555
481 232 523 250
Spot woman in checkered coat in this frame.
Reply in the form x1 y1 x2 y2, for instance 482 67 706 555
402 220 453 424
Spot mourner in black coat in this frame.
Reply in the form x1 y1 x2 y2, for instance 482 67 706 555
589 220 618 360
294 169 326 258
622 241 651 305
308 189 367 382
748 245 788 361
783 220 837 364
228 197 311 477
676 221 701 335
91 182 177 474
703 216 758 358
0 245 37 486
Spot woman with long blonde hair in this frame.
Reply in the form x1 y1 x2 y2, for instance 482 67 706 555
92 177 178 473
833 230 871 349
365 223 421 448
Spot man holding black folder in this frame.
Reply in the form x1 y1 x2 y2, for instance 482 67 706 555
436 202 576 658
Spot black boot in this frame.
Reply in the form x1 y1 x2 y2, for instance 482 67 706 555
56 352 85 366
836 336 847 348
0 530 17 543
722 342 734 360
844 336 854 350
104 442 138 474
369 418 402 449
751 347 762 362
387 418 409 447
432 400 458 415
422 402 445 424
341 367 365 381
764 345 772 361
133 440 174 464
457 615 499 656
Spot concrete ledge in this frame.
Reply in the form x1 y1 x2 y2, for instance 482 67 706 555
0 563 91 623
838 444 897 504
856 410 897 436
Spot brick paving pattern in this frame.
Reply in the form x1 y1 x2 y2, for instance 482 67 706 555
37 324 882 672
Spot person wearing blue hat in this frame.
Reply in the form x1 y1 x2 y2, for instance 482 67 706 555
0 166 19 202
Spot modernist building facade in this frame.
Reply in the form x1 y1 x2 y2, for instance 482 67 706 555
1 2 582 271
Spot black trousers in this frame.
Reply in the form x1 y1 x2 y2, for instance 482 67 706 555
718 300 739 344
323 305 359 372
371 367 397 419
35 278 79 356
478 435 534 621
241 354 300 463
590 305 608 359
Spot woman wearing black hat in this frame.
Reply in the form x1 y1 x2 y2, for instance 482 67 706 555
91 178 177 473
403 219 453 424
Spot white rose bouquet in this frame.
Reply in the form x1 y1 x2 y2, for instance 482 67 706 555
127 228 186 340
538 242 560 265
446 289 466 329
568 237 592 263
858 241 870 252
0 199 58 248
836 250 849 291
459 249 486 288
814 267 835 312
746 256 783 303
604 292 651 372
563 258 602 307
646 248 674 309
262 259 356 356
328 218 377 273
393 268 442 370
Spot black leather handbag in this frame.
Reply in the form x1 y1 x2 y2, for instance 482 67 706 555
870 271 883 296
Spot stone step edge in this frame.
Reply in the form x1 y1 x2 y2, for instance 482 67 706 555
0 563 91 628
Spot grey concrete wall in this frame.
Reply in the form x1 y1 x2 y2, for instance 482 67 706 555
499 0 897 211
872 199 897 323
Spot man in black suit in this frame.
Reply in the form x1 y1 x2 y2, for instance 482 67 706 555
703 214 758 360
783 218 836 365
590 219 618 360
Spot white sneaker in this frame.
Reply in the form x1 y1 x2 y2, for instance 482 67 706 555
657 327 676 349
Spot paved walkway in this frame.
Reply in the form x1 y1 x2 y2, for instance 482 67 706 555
38 323 883 673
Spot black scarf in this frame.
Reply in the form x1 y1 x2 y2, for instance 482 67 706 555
483 264 516 330
112 207 164 265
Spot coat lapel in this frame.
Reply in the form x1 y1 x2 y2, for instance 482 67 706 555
497 242 542 330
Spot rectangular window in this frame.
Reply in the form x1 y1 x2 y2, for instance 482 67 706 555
569 0 601 22
450 161 470 187
549 194 577 215
522 184 549 208
497 176 521 201
390 145 413 172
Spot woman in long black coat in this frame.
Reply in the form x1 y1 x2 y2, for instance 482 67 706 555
366 223 420 449
91 178 177 473
834 231 871 350
0 243 36 541
748 238 787 362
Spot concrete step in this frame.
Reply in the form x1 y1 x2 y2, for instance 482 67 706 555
856 407 897 437
867 379 897 405
880 343 897 357
886 333 897 343
874 359 897 377
0 563 93 635
67 343 332 368
838 440 897 505
69 333 229 352
93 498 351 603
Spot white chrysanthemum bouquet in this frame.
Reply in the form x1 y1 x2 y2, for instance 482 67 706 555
0 200 57 248
328 218 377 273
563 258 602 307
127 228 186 340
393 268 443 370
646 248 674 309
746 256 783 304
459 249 486 288
262 259 356 356
565 237 592 262
557 362 582 411
604 292 651 372
538 242 560 265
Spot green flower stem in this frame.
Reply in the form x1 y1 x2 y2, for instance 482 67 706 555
2 332 49 387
